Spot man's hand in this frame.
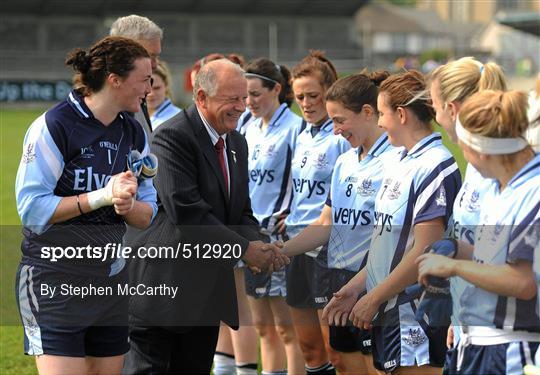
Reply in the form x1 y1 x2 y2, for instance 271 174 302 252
243 241 274 273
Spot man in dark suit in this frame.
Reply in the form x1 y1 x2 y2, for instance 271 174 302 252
123 59 286 374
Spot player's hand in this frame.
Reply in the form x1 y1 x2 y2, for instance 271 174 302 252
273 213 288 234
446 326 454 349
322 284 358 326
113 171 138 197
349 291 382 330
416 253 457 286
112 191 135 215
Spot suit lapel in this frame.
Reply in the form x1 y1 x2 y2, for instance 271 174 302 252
186 107 229 202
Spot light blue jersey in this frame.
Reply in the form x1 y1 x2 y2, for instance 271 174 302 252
459 154 540 332
237 109 253 136
326 133 393 272
285 119 350 246
244 104 304 232
449 164 495 342
451 165 494 244
150 98 181 131
366 133 462 310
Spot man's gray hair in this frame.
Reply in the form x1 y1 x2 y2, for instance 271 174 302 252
110 15 163 40
193 59 245 97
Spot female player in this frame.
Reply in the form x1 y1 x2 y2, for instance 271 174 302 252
242 57 305 375
324 70 461 374
284 50 350 375
429 56 507 352
15 36 157 374
283 70 392 375
417 90 540 374
146 61 181 130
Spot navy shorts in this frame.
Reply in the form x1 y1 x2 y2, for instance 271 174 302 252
371 302 447 372
245 267 287 298
444 340 540 375
328 268 372 354
285 250 332 309
16 262 129 357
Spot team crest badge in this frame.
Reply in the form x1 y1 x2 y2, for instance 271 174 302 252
466 190 481 212
265 144 277 158
22 143 36 164
435 187 447 207
387 181 402 200
24 316 39 337
313 153 328 169
490 221 505 242
359 178 376 196
403 328 427 347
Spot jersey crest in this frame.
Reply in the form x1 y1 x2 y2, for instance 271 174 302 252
436 187 447 207
387 180 402 200
403 328 427 347
314 153 329 169
359 178 376 196
22 143 36 164
265 144 277 158
466 189 481 212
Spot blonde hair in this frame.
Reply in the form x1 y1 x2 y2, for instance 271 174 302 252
459 90 529 139
431 57 507 105
153 61 173 98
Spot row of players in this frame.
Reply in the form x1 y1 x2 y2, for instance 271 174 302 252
14 31 539 374
226 52 540 375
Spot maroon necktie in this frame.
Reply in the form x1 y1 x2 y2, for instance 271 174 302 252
214 137 229 194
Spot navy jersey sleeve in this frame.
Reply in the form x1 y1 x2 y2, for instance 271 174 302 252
507 204 540 264
413 158 462 226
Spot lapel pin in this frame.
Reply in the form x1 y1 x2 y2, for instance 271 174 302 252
231 150 237 163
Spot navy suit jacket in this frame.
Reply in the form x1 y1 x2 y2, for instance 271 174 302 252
126 104 260 330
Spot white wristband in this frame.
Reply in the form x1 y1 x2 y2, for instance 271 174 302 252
87 177 115 210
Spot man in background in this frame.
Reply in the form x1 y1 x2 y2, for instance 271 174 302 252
110 14 163 135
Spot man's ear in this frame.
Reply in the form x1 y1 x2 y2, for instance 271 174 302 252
195 89 207 109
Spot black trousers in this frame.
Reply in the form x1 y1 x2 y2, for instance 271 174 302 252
122 325 220 374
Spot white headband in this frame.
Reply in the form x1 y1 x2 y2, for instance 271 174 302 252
455 117 528 155
244 72 279 85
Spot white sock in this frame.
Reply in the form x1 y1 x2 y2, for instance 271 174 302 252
236 362 258 375
213 352 236 375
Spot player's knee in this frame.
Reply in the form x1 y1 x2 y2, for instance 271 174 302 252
254 324 274 339
275 324 296 344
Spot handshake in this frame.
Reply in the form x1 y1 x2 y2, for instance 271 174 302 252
242 240 290 273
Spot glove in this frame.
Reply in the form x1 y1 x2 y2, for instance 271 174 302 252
127 150 158 181
406 238 458 327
